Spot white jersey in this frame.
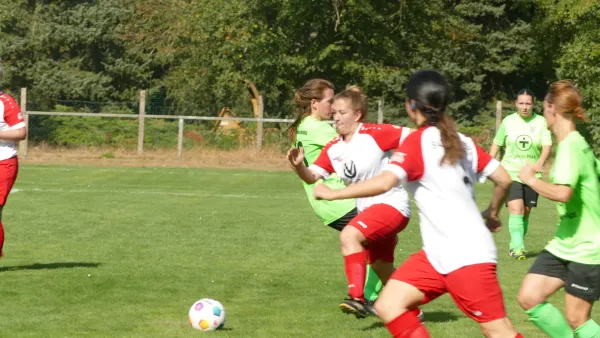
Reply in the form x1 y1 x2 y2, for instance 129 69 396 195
0 92 25 161
385 126 500 274
310 123 411 217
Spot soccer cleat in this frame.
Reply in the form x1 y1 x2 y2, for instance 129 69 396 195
340 297 369 319
364 300 379 317
509 249 526 260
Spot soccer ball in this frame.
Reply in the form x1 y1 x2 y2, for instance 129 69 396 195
188 298 226 331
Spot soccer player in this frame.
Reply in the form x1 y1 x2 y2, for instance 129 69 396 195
0 66 27 258
287 79 384 305
313 70 523 338
517 80 600 338
287 86 420 319
490 89 552 260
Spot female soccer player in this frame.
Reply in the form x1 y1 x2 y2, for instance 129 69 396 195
313 70 523 338
0 66 27 258
287 86 418 319
490 89 552 260
517 80 600 338
287 79 384 306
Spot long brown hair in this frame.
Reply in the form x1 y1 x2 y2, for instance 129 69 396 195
334 85 368 120
406 70 463 165
287 79 334 141
545 80 588 122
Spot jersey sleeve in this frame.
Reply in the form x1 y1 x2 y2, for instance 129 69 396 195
384 132 424 184
492 120 506 147
311 122 338 147
0 95 25 129
475 144 500 183
309 144 335 179
371 124 408 151
552 144 580 187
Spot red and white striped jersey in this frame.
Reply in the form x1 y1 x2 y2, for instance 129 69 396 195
310 123 411 216
0 92 25 161
385 126 500 274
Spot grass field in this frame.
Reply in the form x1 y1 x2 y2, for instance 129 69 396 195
0 164 597 337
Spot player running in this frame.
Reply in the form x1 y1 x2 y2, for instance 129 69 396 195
287 79 384 305
517 80 600 338
314 70 523 338
490 89 552 260
287 86 421 319
0 66 27 258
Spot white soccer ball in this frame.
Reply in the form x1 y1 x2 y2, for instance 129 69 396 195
188 298 226 331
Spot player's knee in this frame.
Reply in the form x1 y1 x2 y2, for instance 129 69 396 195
339 227 361 249
479 318 516 338
517 289 539 310
565 308 589 329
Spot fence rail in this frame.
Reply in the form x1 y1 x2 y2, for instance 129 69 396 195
17 88 504 160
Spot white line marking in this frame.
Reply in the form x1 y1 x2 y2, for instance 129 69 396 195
21 166 289 176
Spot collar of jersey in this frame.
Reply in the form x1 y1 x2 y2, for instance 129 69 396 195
342 123 363 142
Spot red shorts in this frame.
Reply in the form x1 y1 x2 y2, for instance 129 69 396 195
0 156 18 206
347 203 409 264
391 250 506 323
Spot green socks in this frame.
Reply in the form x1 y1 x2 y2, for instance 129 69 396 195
575 319 600 338
364 264 383 302
523 217 529 237
526 302 574 338
509 214 525 251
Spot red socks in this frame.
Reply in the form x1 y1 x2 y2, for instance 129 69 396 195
344 252 366 300
515 334 524 338
385 310 430 338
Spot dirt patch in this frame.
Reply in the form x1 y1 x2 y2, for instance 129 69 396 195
20 145 290 171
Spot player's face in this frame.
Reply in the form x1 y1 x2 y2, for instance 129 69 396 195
515 94 533 118
543 100 556 129
312 88 335 119
332 98 361 135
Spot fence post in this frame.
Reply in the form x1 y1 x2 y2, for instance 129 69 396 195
137 90 147 154
377 97 384 124
177 118 184 160
19 88 28 159
256 95 264 152
495 100 502 133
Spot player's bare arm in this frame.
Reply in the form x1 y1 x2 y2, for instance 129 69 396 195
532 145 551 172
314 171 397 201
286 147 322 184
518 163 573 203
0 127 26 141
482 165 511 232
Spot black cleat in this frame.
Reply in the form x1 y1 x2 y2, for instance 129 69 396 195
339 297 369 319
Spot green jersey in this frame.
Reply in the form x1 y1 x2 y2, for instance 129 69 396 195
546 131 600 264
493 113 552 183
294 116 355 225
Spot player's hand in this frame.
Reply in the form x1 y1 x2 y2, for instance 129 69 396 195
286 147 305 167
483 212 502 233
313 184 335 200
532 160 544 173
518 161 536 184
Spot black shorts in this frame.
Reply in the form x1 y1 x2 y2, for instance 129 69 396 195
507 181 539 207
327 208 358 232
529 249 600 301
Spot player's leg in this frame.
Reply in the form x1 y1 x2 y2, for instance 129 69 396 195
517 250 572 337
445 263 523 338
375 250 445 337
327 209 383 302
522 184 538 250
0 156 18 258
563 262 600 337
507 182 526 260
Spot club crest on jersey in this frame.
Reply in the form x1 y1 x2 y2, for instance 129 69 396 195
391 152 406 164
343 161 357 179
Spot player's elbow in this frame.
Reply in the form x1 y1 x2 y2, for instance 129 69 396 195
555 187 573 203
378 172 399 192
490 166 511 190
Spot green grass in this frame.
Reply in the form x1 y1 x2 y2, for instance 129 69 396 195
0 165 596 337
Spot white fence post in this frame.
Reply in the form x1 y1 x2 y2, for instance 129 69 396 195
137 90 146 154
19 88 28 159
177 118 184 160
377 97 384 124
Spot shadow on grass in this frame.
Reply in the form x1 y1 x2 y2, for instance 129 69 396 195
362 311 460 330
0 262 101 272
